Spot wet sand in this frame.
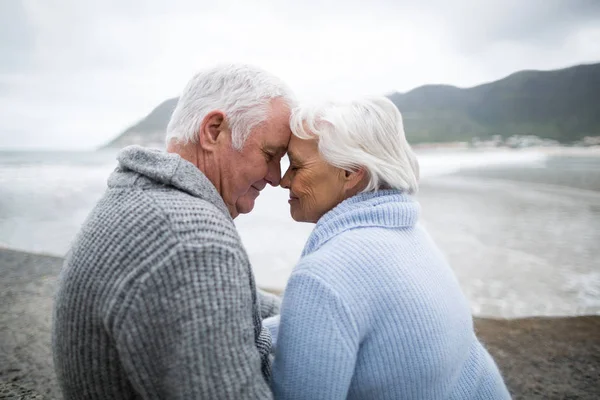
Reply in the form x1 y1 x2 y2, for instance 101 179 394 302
475 316 599 399
1 249 61 399
1 248 599 399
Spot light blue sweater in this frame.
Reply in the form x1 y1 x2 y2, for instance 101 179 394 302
265 190 510 400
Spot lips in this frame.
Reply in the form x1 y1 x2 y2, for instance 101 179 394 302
248 186 261 197
252 183 267 192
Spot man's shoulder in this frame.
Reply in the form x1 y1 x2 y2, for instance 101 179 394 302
106 184 238 239
146 186 240 242
142 184 229 218
66 184 248 310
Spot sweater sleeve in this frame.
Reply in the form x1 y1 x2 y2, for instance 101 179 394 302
257 289 282 319
262 315 280 351
271 270 358 400
110 243 273 400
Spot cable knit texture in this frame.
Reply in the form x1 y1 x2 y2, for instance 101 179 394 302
268 190 511 400
52 145 280 400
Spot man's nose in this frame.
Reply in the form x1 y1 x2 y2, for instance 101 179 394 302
266 161 282 187
280 168 291 189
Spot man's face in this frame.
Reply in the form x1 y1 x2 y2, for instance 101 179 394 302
220 98 291 218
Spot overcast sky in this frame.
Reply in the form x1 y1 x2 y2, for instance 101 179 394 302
1 0 599 150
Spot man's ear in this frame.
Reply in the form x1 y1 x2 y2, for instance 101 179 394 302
198 110 227 151
343 167 367 194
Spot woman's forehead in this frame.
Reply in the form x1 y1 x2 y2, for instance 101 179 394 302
288 136 318 159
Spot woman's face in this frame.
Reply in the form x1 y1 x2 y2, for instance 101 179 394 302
280 135 348 223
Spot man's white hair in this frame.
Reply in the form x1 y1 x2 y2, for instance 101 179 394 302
166 64 296 149
290 96 420 194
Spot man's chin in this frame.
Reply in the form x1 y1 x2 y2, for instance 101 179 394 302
235 198 256 216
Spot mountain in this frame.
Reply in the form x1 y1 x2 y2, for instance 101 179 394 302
103 98 178 148
104 63 600 148
390 63 600 144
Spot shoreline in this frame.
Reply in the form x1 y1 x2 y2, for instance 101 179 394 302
2 243 598 320
413 144 600 156
1 248 599 399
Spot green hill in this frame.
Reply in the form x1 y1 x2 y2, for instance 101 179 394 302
105 62 600 148
390 63 600 143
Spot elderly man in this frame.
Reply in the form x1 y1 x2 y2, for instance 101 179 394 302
53 64 295 399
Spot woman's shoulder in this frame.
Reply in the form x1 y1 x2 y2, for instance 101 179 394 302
316 225 414 265
294 227 398 289
297 223 456 300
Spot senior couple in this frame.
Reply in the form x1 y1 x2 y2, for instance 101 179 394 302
53 64 510 399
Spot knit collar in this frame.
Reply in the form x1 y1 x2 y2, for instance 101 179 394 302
301 190 420 257
110 145 230 218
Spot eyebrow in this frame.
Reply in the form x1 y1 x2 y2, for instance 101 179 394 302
265 145 287 156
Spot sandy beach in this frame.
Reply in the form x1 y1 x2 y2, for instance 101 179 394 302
1 248 599 399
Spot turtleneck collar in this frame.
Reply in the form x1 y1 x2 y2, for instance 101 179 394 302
109 145 230 218
301 189 420 257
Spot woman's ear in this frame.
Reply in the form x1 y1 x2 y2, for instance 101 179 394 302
343 167 367 194
198 110 227 151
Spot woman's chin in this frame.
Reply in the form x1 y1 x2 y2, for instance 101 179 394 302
289 207 299 221
289 204 304 222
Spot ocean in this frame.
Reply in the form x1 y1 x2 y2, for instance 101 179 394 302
1 147 599 318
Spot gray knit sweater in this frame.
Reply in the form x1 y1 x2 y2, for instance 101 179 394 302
52 145 280 399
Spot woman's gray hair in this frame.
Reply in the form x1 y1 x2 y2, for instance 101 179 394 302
290 96 420 193
166 64 296 150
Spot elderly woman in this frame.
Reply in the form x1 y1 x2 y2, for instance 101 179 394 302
264 97 510 399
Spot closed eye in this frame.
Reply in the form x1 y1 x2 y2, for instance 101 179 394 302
263 151 275 162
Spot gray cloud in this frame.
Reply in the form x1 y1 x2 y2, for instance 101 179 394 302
267 0 600 48
0 1 34 72
437 0 600 52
